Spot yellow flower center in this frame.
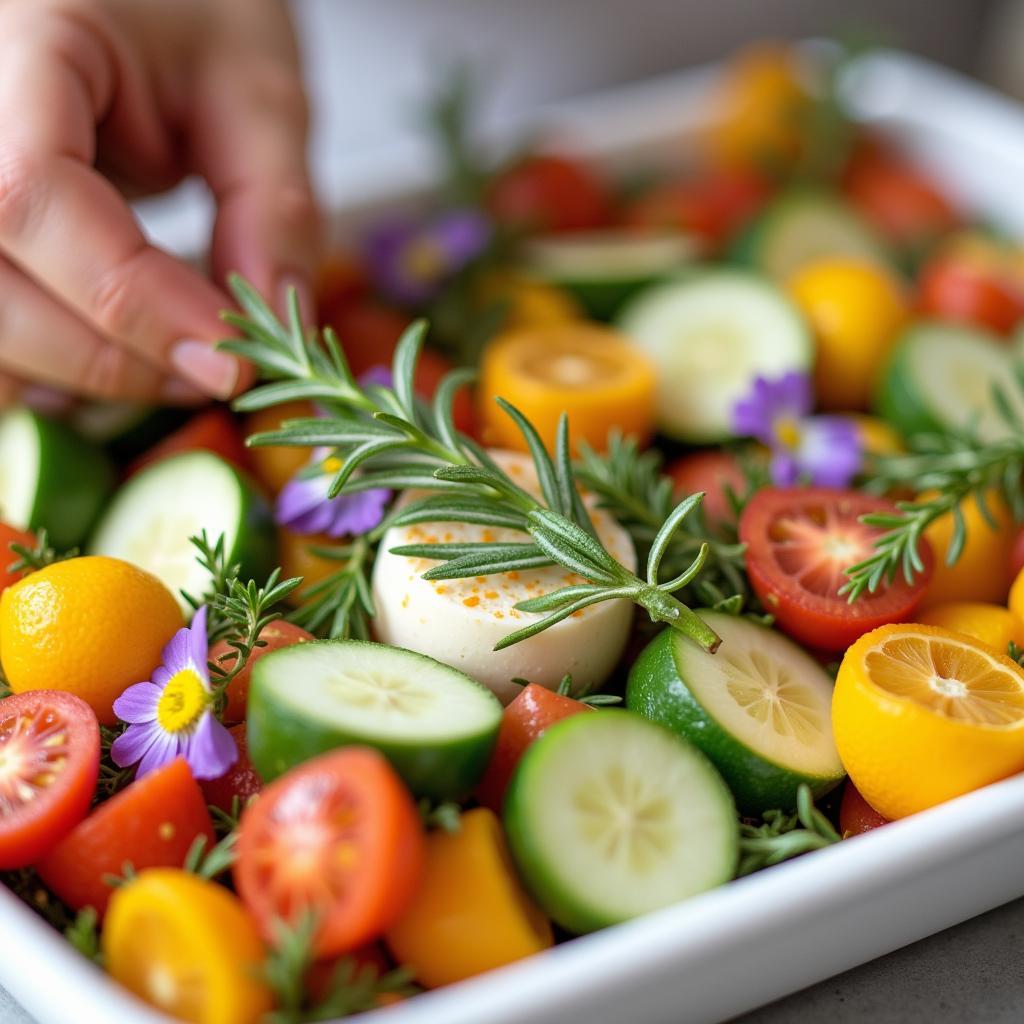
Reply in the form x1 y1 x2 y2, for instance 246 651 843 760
401 238 446 282
774 416 803 450
156 669 209 734
321 456 342 474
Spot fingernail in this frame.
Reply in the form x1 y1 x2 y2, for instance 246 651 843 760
277 274 315 323
170 340 239 399
22 385 75 416
161 377 208 405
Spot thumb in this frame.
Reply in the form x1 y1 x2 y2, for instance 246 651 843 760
191 50 322 320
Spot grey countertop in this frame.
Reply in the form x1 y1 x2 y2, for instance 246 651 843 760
2 897 1023 1023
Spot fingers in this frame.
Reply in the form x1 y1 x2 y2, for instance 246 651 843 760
0 255 205 404
191 25 322 316
0 4 243 398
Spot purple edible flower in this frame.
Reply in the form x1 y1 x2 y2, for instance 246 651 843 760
732 371 861 488
110 606 237 781
365 208 491 306
276 455 391 538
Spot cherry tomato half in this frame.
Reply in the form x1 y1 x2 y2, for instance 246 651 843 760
36 758 215 916
739 487 933 651
234 747 425 957
486 154 613 234
623 168 771 251
839 781 890 838
476 684 590 812
0 692 99 869
666 450 748 532
200 725 263 815
917 255 1024 336
127 407 251 478
0 523 34 593
209 620 314 725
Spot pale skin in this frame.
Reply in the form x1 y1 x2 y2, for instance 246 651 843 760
0 0 320 408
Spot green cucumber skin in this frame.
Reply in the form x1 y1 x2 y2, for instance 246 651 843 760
873 337 939 439
246 641 501 801
626 628 843 815
559 274 665 321
504 710 738 935
30 413 115 549
227 465 276 584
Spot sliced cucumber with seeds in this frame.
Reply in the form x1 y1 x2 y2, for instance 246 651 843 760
247 640 503 799
0 408 114 549
89 450 273 612
875 321 1024 442
504 710 737 934
732 191 890 281
521 230 696 320
617 269 811 442
627 612 844 815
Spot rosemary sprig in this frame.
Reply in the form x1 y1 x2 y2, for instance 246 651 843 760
288 535 377 640
64 907 102 965
263 912 416 1024
221 276 721 653
7 529 76 575
95 725 134 804
183 831 239 880
737 785 841 876
843 420 1024 601
575 433 754 611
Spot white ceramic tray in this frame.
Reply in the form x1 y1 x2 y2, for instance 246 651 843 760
8 48 1024 1024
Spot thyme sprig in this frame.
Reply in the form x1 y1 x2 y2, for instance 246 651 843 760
65 907 102 965
263 912 416 1024
843 421 1024 601
7 529 76 575
737 785 841 876
221 276 721 653
288 535 377 641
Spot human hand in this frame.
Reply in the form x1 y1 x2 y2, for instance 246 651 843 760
0 0 320 407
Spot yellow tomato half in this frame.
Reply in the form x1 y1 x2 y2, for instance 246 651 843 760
477 272 582 330
787 259 908 411
244 400 314 495
478 323 657 455
386 808 552 988
104 869 271 1024
917 602 1024 654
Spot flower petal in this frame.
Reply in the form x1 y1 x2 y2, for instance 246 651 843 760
189 606 210 684
359 365 393 390
110 722 159 767
136 730 181 779
183 712 238 780
797 416 862 488
276 474 332 531
732 372 813 441
325 488 391 538
112 682 162 724
161 621 194 676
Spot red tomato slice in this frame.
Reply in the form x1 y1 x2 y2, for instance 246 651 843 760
486 154 613 234
36 758 215 915
209 620 314 725
200 725 263 814
0 523 34 593
476 684 590 813
0 692 99 869
839 781 889 837
127 407 251 478
234 747 425 957
917 255 1024 336
666 450 748 531
739 487 933 651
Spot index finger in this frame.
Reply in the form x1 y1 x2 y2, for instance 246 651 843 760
0 4 243 398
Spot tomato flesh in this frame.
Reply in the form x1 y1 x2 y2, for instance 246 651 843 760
209 620 314 725
0 692 99 869
476 684 590 813
666 450 748 532
740 487 933 651
235 747 425 957
839 781 890 837
917 255 1024 336
200 725 263 813
127 407 251 478
0 523 34 593
36 758 215 915
486 154 613 234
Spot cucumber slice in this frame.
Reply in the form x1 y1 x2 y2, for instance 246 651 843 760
617 269 811 442
246 639 503 799
504 710 737 934
626 612 844 815
733 191 889 281
89 451 273 611
875 321 1024 442
521 231 696 320
0 408 114 549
